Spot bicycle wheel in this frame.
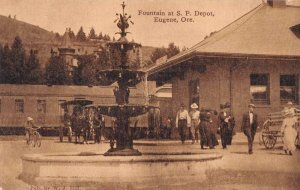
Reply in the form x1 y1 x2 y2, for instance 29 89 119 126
68 127 72 142
33 132 42 147
25 132 30 145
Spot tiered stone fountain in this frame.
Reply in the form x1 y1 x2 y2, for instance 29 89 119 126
96 2 150 156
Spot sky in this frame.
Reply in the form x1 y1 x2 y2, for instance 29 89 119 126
0 0 297 48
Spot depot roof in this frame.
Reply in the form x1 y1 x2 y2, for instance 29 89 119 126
147 3 300 75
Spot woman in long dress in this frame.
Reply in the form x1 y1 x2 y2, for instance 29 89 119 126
281 101 299 155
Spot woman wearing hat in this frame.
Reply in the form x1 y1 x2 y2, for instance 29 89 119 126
281 101 300 155
189 103 200 144
199 110 219 149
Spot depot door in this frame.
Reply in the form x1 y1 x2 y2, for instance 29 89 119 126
189 79 200 107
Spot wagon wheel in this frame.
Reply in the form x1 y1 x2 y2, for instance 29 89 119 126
259 119 270 146
295 134 300 149
262 134 277 149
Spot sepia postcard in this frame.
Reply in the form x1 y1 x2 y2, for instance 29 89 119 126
0 0 300 189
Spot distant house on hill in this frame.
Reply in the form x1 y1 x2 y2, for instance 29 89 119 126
51 28 144 72
147 0 300 128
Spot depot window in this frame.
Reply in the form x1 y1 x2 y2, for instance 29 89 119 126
15 99 24 113
280 75 298 104
250 74 270 104
189 79 200 106
37 100 46 113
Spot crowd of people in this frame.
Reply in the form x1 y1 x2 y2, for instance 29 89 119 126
175 102 235 150
174 101 299 155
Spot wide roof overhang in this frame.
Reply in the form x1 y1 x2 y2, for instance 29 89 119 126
147 51 300 84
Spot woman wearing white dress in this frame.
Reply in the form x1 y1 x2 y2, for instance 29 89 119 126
281 101 299 155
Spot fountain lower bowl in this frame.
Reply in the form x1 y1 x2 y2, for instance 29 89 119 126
19 151 223 187
95 104 155 117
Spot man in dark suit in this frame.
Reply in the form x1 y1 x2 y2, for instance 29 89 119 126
218 102 235 149
241 103 258 154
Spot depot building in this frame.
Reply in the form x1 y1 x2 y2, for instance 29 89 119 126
147 0 300 127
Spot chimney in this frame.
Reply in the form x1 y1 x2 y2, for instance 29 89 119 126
267 0 286 7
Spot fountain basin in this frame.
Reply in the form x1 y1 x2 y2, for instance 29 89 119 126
19 152 223 188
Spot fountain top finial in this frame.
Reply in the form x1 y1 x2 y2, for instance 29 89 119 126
115 1 133 38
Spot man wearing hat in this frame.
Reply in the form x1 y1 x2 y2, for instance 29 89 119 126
241 103 258 154
218 102 235 149
176 103 191 144
189 103 200 144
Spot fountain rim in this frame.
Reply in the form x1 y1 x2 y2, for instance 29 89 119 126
85 103 157 108
21 152 223 163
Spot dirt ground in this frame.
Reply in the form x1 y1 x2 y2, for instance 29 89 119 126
0 135 300 190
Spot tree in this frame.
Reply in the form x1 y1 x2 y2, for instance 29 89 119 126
103 34 111 41
76 26 87 41
10 36 26 84
0 44 14 84
69 29 76 40
166 42 180 58
75 51 113 86
150 47 167 63
45 56 71 85
81 61 99 86
73 55 96 85
149 42 180 64
0 44 4 83
24 50 43 84
98 32 103 40
88 28 97 39
54 32 61 40
96 48 111 70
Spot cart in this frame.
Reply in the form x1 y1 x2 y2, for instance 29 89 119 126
260 110 300 149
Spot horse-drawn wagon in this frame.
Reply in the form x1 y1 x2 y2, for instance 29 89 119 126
59 99 94 143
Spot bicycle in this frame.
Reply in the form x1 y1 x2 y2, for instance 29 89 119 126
25 127 42 147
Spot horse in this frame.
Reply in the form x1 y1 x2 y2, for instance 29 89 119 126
71 106 90 144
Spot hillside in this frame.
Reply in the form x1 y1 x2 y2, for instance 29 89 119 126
0 15 60 67
0 15 57 44
0 15 156 68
